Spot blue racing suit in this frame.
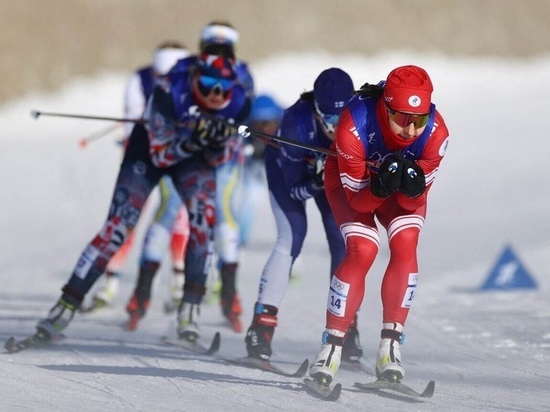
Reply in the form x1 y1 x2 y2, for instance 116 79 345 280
257 93 345 307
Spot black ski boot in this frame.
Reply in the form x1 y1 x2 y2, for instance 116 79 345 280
245 303 278 360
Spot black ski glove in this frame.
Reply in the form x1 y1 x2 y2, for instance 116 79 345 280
208 121 236 149
400 161 426 198
370 153 404 198
184 117 235 152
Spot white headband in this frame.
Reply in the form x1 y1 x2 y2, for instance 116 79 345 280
200 24 239 46
153 48 190 75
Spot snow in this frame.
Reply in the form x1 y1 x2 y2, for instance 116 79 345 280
1 52 550 411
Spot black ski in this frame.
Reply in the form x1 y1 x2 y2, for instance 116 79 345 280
303 378 342 401
4 330 62 353
354 379 435 398
162 331 221 356
224 357 309 378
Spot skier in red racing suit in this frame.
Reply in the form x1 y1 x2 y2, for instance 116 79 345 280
309 65 450 385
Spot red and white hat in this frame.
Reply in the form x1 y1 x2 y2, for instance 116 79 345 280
383 65 433 114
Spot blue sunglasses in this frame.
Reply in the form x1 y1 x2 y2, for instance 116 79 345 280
197 75 235 96
314 101 340 133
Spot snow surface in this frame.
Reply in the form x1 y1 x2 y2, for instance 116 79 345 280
1 52 550 411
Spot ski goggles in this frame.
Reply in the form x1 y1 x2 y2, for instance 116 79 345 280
386 105 430 128
197 75 235 97
314 101 340 133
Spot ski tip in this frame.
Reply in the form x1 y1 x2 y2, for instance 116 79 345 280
354 379 436 398
207 332 221 355
303 378 342 401
293 358 309 377
329 383 342 401
4 337 15 352
421 380 436 398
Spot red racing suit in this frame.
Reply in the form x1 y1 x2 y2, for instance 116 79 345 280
323 93 449 332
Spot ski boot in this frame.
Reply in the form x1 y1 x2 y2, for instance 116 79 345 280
221 293 243 333
88 271 120 311
177 302 201 343
164 268 184 314
125 260 159 330
342 324 363 363
309 330 345 386
219 262 242 332
36 296 79 339
375 322 405 382
125 293 150 331
245 303 277 360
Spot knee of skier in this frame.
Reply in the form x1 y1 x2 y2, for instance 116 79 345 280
388 228 420 260
345 236 379 268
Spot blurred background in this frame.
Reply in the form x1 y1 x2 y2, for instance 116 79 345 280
2 0 550 104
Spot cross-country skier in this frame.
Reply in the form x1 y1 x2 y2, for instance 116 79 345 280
245 68 363 363
126 21 255 332
308 65 450 386
35 51 251 346
90 40 190 311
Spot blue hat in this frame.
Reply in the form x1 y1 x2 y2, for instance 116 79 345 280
313 68 354 115
250 94 284 122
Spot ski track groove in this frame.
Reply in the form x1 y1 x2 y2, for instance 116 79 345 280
149 357 186 398
47 343 145 410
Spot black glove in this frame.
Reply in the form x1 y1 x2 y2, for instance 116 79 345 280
185 117 235 152
400 161 426 198
209 121 236 149
370 153 404 198
311 158 325 191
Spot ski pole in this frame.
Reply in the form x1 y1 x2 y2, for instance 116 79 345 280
78 123 122 148
31 109 336 157
237 125 336 157
189 107 336 157
30 110 145 124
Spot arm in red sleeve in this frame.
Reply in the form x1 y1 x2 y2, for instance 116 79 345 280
396 111 450 210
